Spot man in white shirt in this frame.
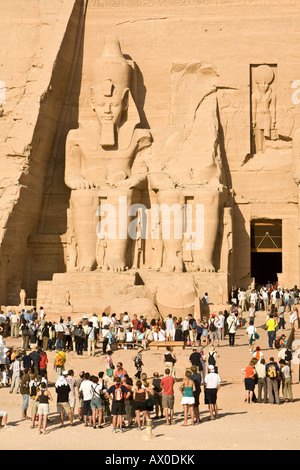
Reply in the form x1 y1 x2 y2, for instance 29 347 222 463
165 315 174 341
10 312 19 338
79 372 94 427
203 365 222 420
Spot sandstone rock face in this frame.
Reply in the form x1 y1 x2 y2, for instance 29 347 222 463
1 0 300 317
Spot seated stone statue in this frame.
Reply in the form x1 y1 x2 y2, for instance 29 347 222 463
65 35 151 272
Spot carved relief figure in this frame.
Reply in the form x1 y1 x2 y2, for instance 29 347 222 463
252 64 277 153
65 35 151 272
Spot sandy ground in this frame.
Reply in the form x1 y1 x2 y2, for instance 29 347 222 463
0 310 299 451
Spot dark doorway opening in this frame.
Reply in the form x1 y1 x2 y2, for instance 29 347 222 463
251 252 282 285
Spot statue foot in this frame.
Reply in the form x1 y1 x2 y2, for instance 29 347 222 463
105 260 126 272
195 259 215 273
161 257 183 273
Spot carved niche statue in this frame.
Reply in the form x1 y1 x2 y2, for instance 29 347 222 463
65 35 152 272
251 64 277 153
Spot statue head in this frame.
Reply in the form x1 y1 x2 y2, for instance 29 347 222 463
91 35 138 148
253 64 274 95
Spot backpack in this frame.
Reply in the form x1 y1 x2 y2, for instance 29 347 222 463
285 349 292 362
114 384 124 402
30 382 40 399
55 352 64 367
267 363 277 379
209 321 216 332
138 321 145 333
208 352 216 367
275 338 281 349
276 290 280 299
134 355 143 369
192 320 197 330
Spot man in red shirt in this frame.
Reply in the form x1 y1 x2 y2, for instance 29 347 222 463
114 362 128 378
161 368 175 425
131 314 139 339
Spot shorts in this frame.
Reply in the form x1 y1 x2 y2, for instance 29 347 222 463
57 402 71 414
153 393 162 407
91 397 103 410
83 400 92 416
22 394 29 410
0 411 7 417
204 388 217 405
134 401 147 412
162 395 174 410
244 378 255 392
31 401 39 415
69 395 76 408
38 404 49 416
180 396 195 406
111 401 125 416
166 330 173 339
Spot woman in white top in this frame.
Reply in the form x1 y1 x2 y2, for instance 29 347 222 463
246 321 257 353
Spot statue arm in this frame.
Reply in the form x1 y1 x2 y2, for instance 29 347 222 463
65 137 94 190
270 93 276 127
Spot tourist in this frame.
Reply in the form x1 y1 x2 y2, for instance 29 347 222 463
74 323 85 355
86 321 96 357
207 346 218 374
77 371 85 421
90 375 104 429
141 373 154 420
279 359 293 402
151 372 163 419
241 358 257 404
10 311 19 339
54 347 66 378
29 346 40 376
133 348 143 379
266 315 278 349
161 368 175 425
55 319 66 351
208 315 218 346
106 350 114 378
55 371 73 427
65 369 77 420
38 347 48 377
20 367 30 420
227 311 237 347
164 346 177 379
189 347 202 374
179 369 195 426
253 346 264 363
102 325 110 354
107 376 130 433
190 365 201 423
64 317 73 351
246 321 258 353
79 372 93 427
266 357 280 405
0 410 10 429
165 314 174 342
203 365 222 420
216 311 225 341
29 374 41 428
133 379 148 431
200 318 209 344
199 349 206 383
122 376 133 428
35 381 53 434
9 354 21 394
21 321 31 351
255 358 268 404
114 362 127 378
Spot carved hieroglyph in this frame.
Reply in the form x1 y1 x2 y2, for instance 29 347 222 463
65 35 152 272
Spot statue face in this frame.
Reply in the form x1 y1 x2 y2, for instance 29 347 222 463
91 85 128 129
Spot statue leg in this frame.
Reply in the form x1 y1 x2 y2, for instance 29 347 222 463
70 190 98 271
157 189 184 273
104 188 132 272
191 188 221 272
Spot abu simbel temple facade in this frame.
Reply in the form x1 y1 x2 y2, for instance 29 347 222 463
1 0 300 318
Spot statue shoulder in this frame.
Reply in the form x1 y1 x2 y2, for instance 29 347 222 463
134 128 152 151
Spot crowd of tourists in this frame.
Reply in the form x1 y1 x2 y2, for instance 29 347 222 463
0 280 298 433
